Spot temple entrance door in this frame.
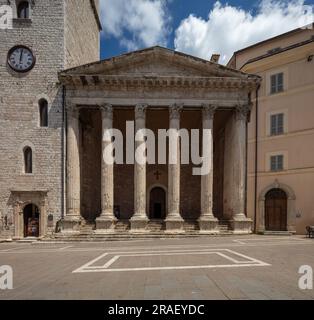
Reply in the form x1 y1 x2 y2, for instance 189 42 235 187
149 187 166 219
265 189 287 231
23 204 40 238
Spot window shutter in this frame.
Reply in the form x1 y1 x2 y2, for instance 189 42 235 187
277 73 284 92
271 75 276 94
277 155 284 171
271 115 277 135
277 114 284 134
270 156 277 171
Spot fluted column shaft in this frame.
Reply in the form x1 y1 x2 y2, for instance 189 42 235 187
198 105 219 233
200 105 216 219
100 105 115 220
233 105 249 219
66 106 81 218
167 104 183 222
132 105 148 221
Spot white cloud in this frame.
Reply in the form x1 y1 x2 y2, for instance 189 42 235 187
100 0 171 51
174 0 314 64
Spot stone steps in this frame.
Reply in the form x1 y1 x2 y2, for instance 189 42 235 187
262 231 294 236
37 219 242 242
114 220 130 232
44 230 238 242
218 221 231 232
183 221 199 231
147 220 165 232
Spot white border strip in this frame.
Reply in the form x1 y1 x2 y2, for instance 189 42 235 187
73 248 271 273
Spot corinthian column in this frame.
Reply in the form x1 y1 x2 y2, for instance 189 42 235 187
230 104 252 233
96 104 116 231
64 104 81 232
199 105 219 233
131 104 148 231
166 104 183 231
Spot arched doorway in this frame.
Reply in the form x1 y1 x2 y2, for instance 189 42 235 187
149 187 166 219
265 189 287 231
23 204 40 238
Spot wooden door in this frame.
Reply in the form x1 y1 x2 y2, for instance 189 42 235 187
265 189 287 231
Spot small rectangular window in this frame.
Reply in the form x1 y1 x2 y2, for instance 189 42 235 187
270 73 284 94
270 155 284 172
270 113 284 136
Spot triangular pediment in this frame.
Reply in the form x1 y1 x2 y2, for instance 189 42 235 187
60 46 252 79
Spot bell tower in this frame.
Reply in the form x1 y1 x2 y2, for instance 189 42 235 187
0 0 101 239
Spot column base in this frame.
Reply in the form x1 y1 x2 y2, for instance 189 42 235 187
130 216 148 231
96 217 117 231
230 215 252 234
61 216 82 233
198 217 219 234
165 217 184 232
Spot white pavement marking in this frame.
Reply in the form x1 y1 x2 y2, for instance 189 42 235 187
73 253 109 272
224 249 271 265
59 246 73 250
232 240 246 245
73 248 271 273
215 252 244 264
0 247 22 252
74 263 270 273
232 237 307 245
102 255 120 269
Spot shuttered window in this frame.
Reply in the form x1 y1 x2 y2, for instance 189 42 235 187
271 73 284 94
270 113 284 136
270 155 284 172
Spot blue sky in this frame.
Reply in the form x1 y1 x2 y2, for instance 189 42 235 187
100 0 314 64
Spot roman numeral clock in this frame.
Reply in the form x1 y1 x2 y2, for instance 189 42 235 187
7 45 36 73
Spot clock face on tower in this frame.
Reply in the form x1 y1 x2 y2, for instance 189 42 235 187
7 46 36 73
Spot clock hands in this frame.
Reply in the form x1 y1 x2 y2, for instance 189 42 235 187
19 49 24 64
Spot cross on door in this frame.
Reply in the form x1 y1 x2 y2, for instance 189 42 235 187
154 170 162 180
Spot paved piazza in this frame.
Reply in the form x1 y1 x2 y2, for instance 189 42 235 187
0 236 313 300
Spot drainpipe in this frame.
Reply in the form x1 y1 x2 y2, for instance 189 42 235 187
254 85 261 233
61 85 66 220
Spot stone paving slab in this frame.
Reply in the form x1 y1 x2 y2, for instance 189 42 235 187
0 235 313 300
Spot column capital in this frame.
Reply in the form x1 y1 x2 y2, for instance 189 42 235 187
100 104 113 120
169 103 183 120
202 104 218 119
135 104 147 120
235 104 251 121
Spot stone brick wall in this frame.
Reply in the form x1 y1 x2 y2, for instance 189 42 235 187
180 110 201 220
0 0 65 238
64 0 100 69
0 0 99 238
